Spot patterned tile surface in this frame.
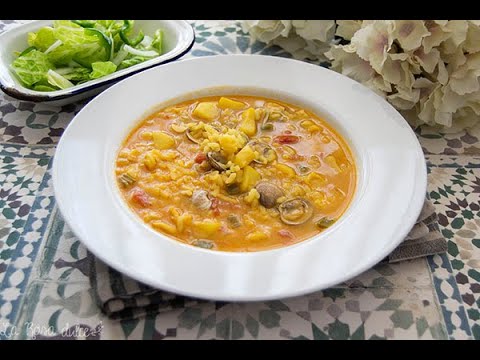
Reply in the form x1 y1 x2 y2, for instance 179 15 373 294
0 144 54 338
0 20 479 340
427 155 480 339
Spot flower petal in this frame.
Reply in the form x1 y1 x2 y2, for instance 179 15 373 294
450 70 480 95
294 20 336 42
351 20 394 72
393 20 430 51
414 47 440 73
326 45 376 82
464 22 480 53
336 20 363 40
242 20 292 43
422 21 451 53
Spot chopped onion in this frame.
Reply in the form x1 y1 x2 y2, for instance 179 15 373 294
112 45 129 66
124 45 158 58
44 40 63 54
109 34 114 60
140 35 153 48
47 69 74 89
68 60 83 68
55 67 76 75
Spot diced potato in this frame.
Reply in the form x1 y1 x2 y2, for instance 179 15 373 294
192 102 219 121
219 134 241 156
275 163 296 177
239 165 261 192
239 108 257 136
193 220 221 238
324 155 341 173
246 231 268 242
152 131 175 150
218 97 245 110
151 221 177 234
234 145 256 168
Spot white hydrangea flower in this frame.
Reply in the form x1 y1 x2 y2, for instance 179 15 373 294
243 20 480 133
241 20 335 61
350 21 394 73
335 20 363 41
327 20 480 133
241 20 292 43
392 20 430 51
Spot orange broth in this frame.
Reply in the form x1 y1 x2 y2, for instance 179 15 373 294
115 95 356 251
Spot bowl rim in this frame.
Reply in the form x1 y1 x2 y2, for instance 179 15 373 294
0 20 195 102
52 54 427 301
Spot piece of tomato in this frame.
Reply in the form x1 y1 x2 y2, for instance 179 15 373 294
278 229 294 239
274 135 300 144
131 189 151 207
194 153 207 163
211 198 220 216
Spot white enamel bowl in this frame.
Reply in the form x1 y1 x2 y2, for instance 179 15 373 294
53 55 427 301
0 20 195 105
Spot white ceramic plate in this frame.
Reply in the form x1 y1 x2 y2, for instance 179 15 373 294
0 20 195 106
53 55 427 301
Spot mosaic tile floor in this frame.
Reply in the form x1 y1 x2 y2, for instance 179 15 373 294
0 20 479 340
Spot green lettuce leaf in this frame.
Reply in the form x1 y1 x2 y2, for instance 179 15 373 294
27 27 56 51
52 26 109 67
53 20 82 29
25 21 110 68
55 67 91 81
34 84 59 92
89 61 117 79
151 29 163 52
117 56 150 70
11 50 53 87
11 20 165 90
45 44 77 66
95 20 116 31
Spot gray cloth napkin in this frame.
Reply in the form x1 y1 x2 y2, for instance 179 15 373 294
383 199 446 263
88 198 446 319
89 257 202 320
